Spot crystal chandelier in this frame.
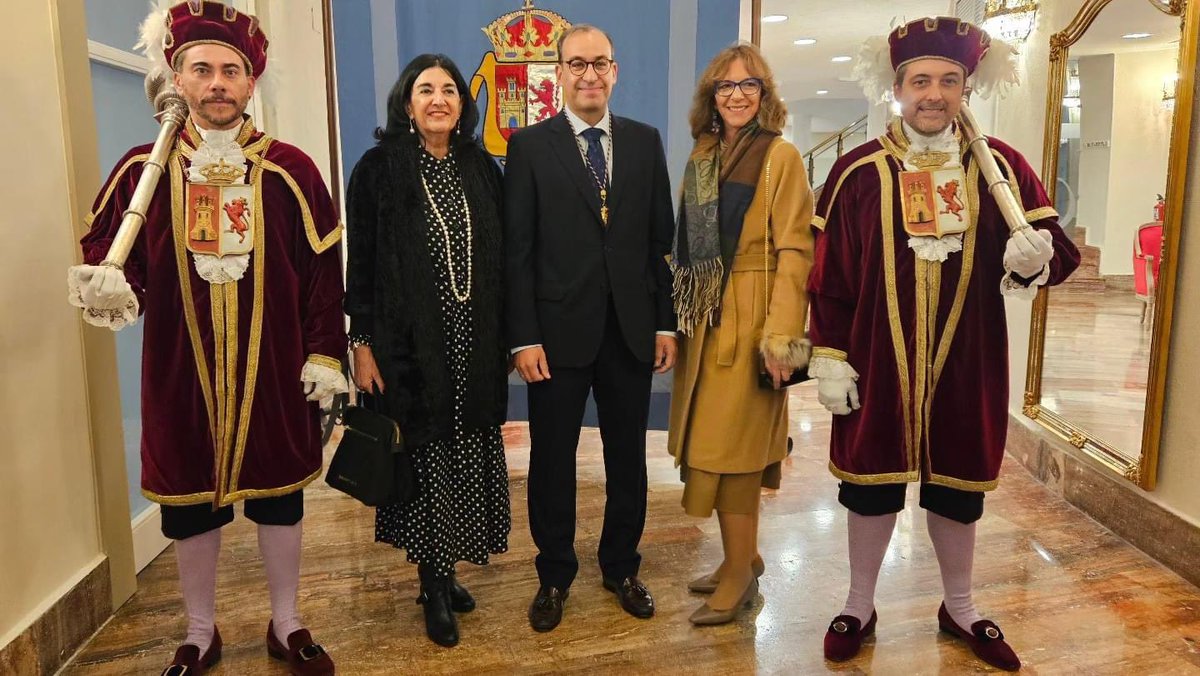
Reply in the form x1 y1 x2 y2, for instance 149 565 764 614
982 0 1039 43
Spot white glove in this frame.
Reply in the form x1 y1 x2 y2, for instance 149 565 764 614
817 377 861 416
301 361 349 402
1003 228 1054 279
77 265 133 308
67 264 139 330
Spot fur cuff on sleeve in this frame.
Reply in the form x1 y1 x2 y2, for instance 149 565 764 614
759 333 812 370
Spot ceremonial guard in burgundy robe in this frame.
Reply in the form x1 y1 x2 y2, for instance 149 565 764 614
69 3 342 674
809 17 1080 671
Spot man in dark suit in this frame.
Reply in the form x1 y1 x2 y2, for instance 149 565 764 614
504 23 677 632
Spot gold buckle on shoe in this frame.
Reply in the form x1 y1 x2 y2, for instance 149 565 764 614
983 626 1001 640
831 620 850 634
162 666 189 676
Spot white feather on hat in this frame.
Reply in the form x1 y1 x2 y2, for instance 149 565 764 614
971 38 1021 99
852 34 896 104
134 0 174 84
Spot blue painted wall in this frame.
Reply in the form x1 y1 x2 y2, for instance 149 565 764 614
695 0 741 81
85 0 148 51
333 0 380 190
333 0 740 191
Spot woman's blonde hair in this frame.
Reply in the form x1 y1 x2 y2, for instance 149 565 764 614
688 43 787 140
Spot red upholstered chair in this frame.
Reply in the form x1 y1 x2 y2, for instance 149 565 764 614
1133 221 1163 325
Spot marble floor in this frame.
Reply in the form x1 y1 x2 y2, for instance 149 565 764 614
65 389 1200 675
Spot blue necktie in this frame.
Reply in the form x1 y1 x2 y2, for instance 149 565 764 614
580 127 608 191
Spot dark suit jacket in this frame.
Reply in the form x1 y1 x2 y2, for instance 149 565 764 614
504 112 676 368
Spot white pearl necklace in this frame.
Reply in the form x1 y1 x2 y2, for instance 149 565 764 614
419 155 473 303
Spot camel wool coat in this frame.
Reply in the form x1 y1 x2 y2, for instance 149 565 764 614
668 137 815 476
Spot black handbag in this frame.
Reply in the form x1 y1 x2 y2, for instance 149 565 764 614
325 393 415 507
758 362 810 390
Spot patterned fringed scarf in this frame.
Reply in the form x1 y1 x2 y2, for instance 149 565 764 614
672 123 778 335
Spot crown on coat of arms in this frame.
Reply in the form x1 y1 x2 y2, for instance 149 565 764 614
483 0 570 63
198 158 245 185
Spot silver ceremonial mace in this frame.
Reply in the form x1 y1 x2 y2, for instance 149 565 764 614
957 100 1031 234
100 72 189 268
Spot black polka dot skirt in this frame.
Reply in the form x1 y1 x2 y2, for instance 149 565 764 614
374 148 511 576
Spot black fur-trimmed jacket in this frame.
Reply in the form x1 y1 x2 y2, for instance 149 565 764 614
344 139 507 448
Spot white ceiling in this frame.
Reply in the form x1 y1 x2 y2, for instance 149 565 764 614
1070 1 1182 57
759 0 951 102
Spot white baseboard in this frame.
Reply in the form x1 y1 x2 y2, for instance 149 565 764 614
131 504 172 572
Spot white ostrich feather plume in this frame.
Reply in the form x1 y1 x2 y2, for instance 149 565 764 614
971 38 1021 100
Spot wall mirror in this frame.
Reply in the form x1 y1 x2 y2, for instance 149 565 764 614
1024 0 1197 489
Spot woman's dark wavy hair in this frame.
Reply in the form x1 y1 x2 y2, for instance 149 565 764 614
375 53 480 149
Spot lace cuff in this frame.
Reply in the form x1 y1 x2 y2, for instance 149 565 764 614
67 265 139 331
809 356 859 381
1000 264 1050 300
300 359 349 396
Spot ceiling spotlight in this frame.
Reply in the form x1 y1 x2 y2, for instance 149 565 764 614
831 56 852 63
793 38 817 46
816 90 829 95
762 14 788 23
1122 32 1152 39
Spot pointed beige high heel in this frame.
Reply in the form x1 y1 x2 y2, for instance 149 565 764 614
687 555 765 594
688 578 759 626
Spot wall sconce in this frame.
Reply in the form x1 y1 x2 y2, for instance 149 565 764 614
1063 62 1080 109
1163 73 1178 102
982 0 1039 43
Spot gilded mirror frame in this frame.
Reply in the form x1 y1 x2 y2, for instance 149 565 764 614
1024 0 1198 489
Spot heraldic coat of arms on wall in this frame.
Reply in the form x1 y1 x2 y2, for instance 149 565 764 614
469 1 571 160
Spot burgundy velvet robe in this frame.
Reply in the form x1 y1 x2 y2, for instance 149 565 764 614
80 118 346 506
808 121 1080 491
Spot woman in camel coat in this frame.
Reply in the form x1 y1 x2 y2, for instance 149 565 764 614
668 43 814 625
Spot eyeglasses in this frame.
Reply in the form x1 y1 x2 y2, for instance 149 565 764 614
714 78 764 97
563 57 615 76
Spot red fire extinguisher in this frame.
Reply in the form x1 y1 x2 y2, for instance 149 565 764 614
1154 194 1166 222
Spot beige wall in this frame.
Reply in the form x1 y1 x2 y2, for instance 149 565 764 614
1102 48 1174 274
256 0 335 189
0 0 113 648
1149 46 1200 525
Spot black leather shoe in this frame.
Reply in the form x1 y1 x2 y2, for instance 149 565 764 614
448 574 475 613
602 576 655 619
528 586 568 632
417 581 459 647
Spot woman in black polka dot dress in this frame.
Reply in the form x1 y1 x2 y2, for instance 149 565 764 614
344 54 510 648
